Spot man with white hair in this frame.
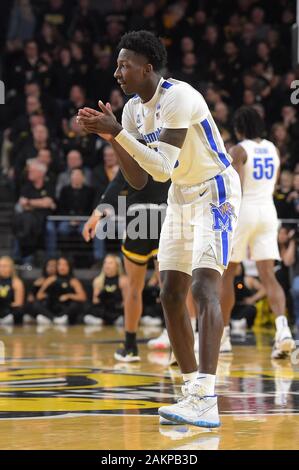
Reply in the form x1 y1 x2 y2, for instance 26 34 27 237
14 159 56 262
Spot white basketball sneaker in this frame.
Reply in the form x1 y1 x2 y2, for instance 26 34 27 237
158 379 220 428
220 329 232 354
148 328 170 350
271 326 295 359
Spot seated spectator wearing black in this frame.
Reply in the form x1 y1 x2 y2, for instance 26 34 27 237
14 159 56 262
62 85 91 125
84 254 127 326
0 256 25 325
57 168 95 239
25 258 57 323
35 257 86 325
89 48 114 105
276 225 297 321
56 149 91 198
13 123 60 183
91 144 119 197
50 47 78 100
36 149 59 186
61 116 98 168
37 0 71 39
231 263 266 330
68 0 100 43
288 173 299 219
109 88 125 122
173 52 200 90
274 170 296 218
7 39 50 93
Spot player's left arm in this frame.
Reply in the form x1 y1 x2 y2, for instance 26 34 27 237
229 144 247 190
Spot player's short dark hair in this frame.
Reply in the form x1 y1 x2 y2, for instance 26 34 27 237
117 30 167 71
233 106 265 139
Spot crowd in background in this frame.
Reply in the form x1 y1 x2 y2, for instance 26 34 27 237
0 0 299 326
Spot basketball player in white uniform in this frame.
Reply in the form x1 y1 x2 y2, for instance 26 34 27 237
220 106 295 359
78 30 241 428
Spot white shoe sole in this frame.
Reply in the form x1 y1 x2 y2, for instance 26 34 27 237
114 352 141 363
158 406 221 428
159 416 180 425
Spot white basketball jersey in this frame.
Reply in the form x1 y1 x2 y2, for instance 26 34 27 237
122 78 232 185
239 139 280 204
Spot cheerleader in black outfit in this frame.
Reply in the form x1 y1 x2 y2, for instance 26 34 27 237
0 256 24 325
84 254 128 325
35 257 86 325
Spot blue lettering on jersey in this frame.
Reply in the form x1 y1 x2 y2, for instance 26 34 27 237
254 147 268 154
142 128 162 144
210 202 235 232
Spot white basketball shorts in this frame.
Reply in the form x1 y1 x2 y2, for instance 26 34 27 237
230 200 280 262
158 165 242 276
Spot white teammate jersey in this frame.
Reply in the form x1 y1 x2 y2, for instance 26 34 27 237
239 138 280 204
122 77 232 185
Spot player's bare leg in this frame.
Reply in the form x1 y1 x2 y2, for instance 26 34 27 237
159 267 222 427
220 262 239 354
192 268 223 374
256 259 295 358
114 257 147 362
159 270 195 373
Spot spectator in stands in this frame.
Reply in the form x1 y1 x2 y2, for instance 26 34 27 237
277 225 297 320
36 149 59 186
91 144 119 197
13 123 59 180
109 88 125 122
90 48 114 104
61 116 98 168
14 159 56 263
50 47 77 100
56 149 91 198
37 0 71 37
84 254 127 326
7 39 49 92
271 122 291 169
230 263 266 331
6 0 35 53
274 170 295 218
68 0 100 42
35 256 86 325
57 168 94 237
0 256 24 325
288 173 299 219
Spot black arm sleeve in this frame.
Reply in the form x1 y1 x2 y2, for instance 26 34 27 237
94 169 128 210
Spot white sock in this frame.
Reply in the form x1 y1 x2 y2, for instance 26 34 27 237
190 317 196 332
275 315 288 332
223 325 230 336
196 373 216 396
182 371 198 383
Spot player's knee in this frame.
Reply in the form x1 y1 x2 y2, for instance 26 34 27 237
191 276 219 309
160 285 186 311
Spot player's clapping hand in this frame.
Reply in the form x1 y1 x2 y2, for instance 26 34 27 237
77 101 122 140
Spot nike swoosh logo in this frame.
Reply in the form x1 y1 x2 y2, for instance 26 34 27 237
199 189 208 197
137 124 142 129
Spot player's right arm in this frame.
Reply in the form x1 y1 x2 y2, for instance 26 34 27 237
82 169 126 242
229 144 247 190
